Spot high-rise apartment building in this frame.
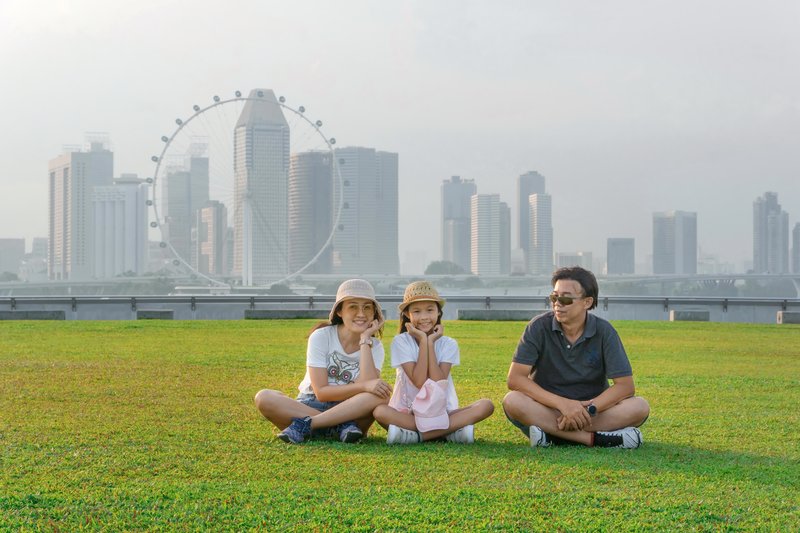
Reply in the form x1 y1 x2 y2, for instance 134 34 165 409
288 151 333 274
753 192 789 274
233 89 290 285
92 175 148 278
48 140 114 280
332 146 399 275
471 194 501 276
31 238 48 258
441 176 478 272
375 151 399 274
607 238 635 275
528 193 553 275
500 201 511 275
792 223 800 274
441 176 476 273
0 238 25 275
18 238 48 282
194 200 228 277
653 211 697 274
163 154 209 266
517 171 546 270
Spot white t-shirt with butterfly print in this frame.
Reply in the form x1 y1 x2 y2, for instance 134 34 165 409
297 325 385 397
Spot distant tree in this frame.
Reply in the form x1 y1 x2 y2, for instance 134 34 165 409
424 261 465 275
0 271 19 282
267 283 295 295
461 276 483 288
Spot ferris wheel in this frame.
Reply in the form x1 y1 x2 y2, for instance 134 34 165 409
148 89 343 287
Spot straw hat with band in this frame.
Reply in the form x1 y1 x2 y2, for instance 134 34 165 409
330 279 383 322
398 281 446 314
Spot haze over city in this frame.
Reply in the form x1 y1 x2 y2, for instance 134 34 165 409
1 0 798 273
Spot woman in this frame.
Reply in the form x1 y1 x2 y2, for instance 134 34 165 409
254 279 392 443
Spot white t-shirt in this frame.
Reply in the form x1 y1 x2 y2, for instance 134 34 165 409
297 325 385 397
388 332 460 413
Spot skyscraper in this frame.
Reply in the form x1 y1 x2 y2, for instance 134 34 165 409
441 176 476 273
753 192 789 274
375 150 399 274
233 89 290 285
163 153 209 266
194 200 228 277
48 139 114 280
653 211 697 274
528 193 553 275
92 175 148 278
0 238 25 276
517 171 546 270
288 151 333 274
500 201 511 275
792 223 800 274
471 194 501 276
607 238 635 275
332 146 399 275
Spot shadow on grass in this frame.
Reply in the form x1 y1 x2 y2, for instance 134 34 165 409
293 435 799 491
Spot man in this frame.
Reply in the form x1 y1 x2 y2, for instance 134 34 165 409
503 266 650 448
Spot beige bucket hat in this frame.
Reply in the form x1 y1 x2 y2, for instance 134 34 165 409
398 281 446 314
330 279 383 322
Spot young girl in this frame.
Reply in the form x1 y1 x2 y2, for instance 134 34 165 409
373 281 494 444
254 279 392 444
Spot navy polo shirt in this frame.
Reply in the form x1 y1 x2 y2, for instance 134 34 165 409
512 311 633 401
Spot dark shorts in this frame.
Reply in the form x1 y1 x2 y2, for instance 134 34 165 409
503 404 532 437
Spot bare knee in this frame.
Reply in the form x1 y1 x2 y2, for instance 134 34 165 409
372 403 393 423
632 396 651 424
502 390 528 418
254 389 281 413
477 399 495 419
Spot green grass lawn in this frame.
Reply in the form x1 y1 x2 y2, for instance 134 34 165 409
1 320 798 531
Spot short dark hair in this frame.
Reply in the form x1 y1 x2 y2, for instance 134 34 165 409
551 266 598 310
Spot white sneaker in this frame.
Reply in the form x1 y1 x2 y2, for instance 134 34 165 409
595 426 643 449
387 424 421 444
445 425 474 444
529 425 550 447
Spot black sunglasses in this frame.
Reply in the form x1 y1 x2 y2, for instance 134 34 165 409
549 293 583 306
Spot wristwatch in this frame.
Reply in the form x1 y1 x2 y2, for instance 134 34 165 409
586 403 597 417
359 338 373 347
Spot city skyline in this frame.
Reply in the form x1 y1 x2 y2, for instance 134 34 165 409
2 2 800 272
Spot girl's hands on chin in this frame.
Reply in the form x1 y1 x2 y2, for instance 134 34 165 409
405 322 427 341
428 323 444 342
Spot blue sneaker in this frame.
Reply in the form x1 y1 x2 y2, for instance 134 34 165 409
338 421 363 443
278 416 312 444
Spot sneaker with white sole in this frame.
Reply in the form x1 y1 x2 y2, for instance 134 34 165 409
386 424 421 444
277 416 312 444
529 425 550 447
337 421 363 443
445 425 474 444
594 426 643 449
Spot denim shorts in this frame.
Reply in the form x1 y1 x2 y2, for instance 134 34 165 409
297 393 340 412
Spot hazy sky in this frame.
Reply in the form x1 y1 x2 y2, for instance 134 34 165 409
1 0 798 272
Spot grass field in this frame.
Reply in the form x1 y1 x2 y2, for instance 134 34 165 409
1 319 799 531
